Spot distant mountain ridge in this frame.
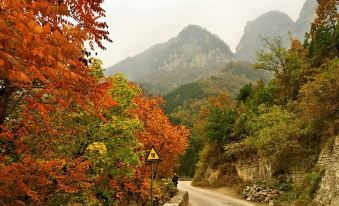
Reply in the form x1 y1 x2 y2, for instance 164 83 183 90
105 0 318 94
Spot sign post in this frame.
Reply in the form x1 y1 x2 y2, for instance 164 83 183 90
146 146 161 206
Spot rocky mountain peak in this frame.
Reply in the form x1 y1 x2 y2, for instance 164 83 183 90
105 25 234 94
178 25 214 40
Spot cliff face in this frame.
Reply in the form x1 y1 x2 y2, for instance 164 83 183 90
235 11 294 62
236 0 318 62
314 136 339 206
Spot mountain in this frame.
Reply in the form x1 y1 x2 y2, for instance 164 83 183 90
293 0 318 38
106 25 234 94
235 11 294 62
236 0 317 62
106 0 318 94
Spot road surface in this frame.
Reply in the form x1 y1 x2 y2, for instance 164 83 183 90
178 181 256 206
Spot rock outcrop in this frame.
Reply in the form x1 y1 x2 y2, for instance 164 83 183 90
236 159 273 182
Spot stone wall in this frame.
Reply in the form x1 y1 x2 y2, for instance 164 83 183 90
163 190 189 206
314 136 339 206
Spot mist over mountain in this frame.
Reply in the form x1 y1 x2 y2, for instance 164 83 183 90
105 0 318 94
106 25 234 94
236 0 317 62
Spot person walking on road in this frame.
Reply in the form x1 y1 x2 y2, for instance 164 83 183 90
172 173 179 188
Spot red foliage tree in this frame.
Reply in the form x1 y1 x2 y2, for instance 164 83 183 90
0 0 113 204
135 96 189 178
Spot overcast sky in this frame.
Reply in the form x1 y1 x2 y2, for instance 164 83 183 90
97 0 307 68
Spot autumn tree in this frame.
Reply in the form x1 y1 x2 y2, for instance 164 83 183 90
135 96 189 178
306 0 339 67
298 58 339 137
0 0 114 204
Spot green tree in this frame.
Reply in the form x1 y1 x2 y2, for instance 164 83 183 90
243 106 313 175
255 37 309 104
89 58 105 78
236 83 253 102
179 135 204 177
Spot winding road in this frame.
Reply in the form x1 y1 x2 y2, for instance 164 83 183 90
178 181 256 206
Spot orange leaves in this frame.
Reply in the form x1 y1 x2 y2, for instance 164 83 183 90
0 157 48 204
28 66 48 83
0 58 5 67
0 157 92 205
8 70 31 85
0 0 112 203
311 0 338 33
27 20 44 34
55 159 92 193
135 96 189 177
0 1 187 204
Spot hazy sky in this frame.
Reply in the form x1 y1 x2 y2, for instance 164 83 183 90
97 0 307 68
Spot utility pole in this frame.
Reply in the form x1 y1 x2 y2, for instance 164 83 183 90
151 162 154 206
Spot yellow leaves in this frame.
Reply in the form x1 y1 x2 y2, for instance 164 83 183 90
34 26 44 34
87 142 107 155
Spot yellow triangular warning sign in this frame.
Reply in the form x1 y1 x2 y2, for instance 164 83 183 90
147 147 160 161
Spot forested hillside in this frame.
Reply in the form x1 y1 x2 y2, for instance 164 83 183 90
164 61 269 126
163 61 269 177
190 1 338 205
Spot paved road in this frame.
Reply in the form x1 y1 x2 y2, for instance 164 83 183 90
178 181 256 206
